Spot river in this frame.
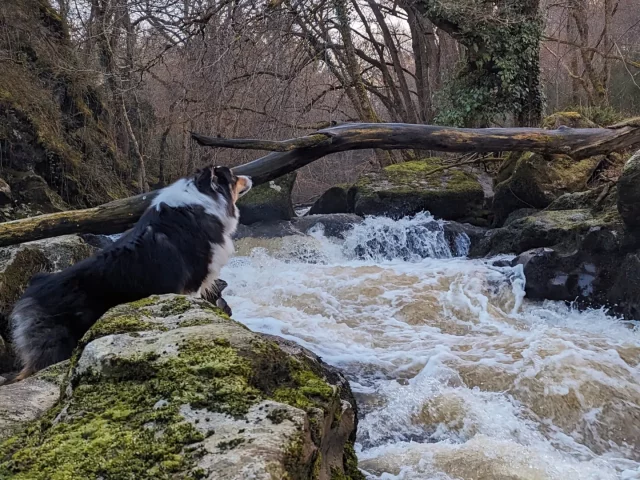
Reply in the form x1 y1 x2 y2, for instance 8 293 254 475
222 213 640 480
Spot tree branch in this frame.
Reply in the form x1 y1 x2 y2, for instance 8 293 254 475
1 121 640 247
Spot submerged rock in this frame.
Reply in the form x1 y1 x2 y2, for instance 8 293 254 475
352 159 485 223
238 172 297 225
0 294 364 480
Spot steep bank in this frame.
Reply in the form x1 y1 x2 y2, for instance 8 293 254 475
0 0 131 219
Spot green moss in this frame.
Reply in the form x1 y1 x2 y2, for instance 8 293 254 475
80 310 164 347
128 296 159 309
273 362 335 412
34 361 70 386
0 296 359 479
312 452 323 480
266 407 293 425
159 296 193 317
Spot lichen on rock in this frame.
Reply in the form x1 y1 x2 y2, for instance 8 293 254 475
0 294 364 480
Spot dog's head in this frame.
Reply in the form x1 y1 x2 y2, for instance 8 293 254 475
193 165 252 205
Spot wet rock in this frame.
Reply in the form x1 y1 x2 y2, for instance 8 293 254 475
442 222 487 256
352 159 484 223
547 188 604 211
492 153 602 226
293 214 363 239
0 295 364 480
511 221 640 318
617 148 640 228
234 220 303 240
308 186 351 215
503 208 539 226
238 172 297 225
0 235 96 342
234 214 364 241
474 209 626 257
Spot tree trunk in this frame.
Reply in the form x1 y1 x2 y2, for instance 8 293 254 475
1 121 639 247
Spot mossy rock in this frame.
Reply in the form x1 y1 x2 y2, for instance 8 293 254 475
0 294 364 480
0 235 96 341
308 186 351 215
352 158 484 222
474 207 626 256
541 112 599 129
0 0 131 209
492 153 602 225
238 173 297 225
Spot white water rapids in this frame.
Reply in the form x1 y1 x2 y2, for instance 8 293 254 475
222 213 640 480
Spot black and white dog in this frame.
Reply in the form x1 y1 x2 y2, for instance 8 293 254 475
9 165 251 380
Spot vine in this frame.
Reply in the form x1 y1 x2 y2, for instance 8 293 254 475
416 0 544 127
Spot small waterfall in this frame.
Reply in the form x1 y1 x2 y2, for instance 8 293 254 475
341 212 470 261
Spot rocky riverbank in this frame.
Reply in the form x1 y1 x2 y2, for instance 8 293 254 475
0 294 363 480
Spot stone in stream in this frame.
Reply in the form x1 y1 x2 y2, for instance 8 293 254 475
237 172 297 225
351 158 486 224
0 294 364 480
491 113 603 226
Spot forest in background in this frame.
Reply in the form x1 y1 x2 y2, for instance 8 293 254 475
4 0 640 203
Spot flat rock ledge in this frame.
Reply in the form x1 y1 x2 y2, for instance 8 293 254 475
0 294 364 480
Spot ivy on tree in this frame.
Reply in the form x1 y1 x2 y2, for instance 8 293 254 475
414 0 544 127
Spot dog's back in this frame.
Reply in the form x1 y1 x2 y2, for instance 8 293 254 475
9 166 252 380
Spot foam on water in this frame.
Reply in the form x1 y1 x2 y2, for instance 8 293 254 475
223 213 640 480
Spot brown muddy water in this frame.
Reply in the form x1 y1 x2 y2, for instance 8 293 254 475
224 213 640 480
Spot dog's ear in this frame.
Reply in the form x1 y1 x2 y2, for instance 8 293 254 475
213 166 234 185
194 166 216 192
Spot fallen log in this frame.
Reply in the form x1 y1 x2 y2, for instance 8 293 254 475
1 121 639 248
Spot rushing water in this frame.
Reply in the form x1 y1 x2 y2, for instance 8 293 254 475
222 213 640 480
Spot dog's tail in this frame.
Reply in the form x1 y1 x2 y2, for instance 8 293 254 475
9 297 72 382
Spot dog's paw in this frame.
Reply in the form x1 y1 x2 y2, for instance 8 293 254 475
216 297 233 317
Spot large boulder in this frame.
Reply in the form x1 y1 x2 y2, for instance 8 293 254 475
0 235 96 349
474 208 626 257
541 111 599 129
492 112 602 226
238 173 297 225
0 295 364 480
492 153 602 225
308 186 354 215
352 159 485 223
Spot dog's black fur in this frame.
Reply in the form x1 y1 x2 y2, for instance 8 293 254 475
9 165 251 380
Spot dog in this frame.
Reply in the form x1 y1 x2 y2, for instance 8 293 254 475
9 165 251 381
